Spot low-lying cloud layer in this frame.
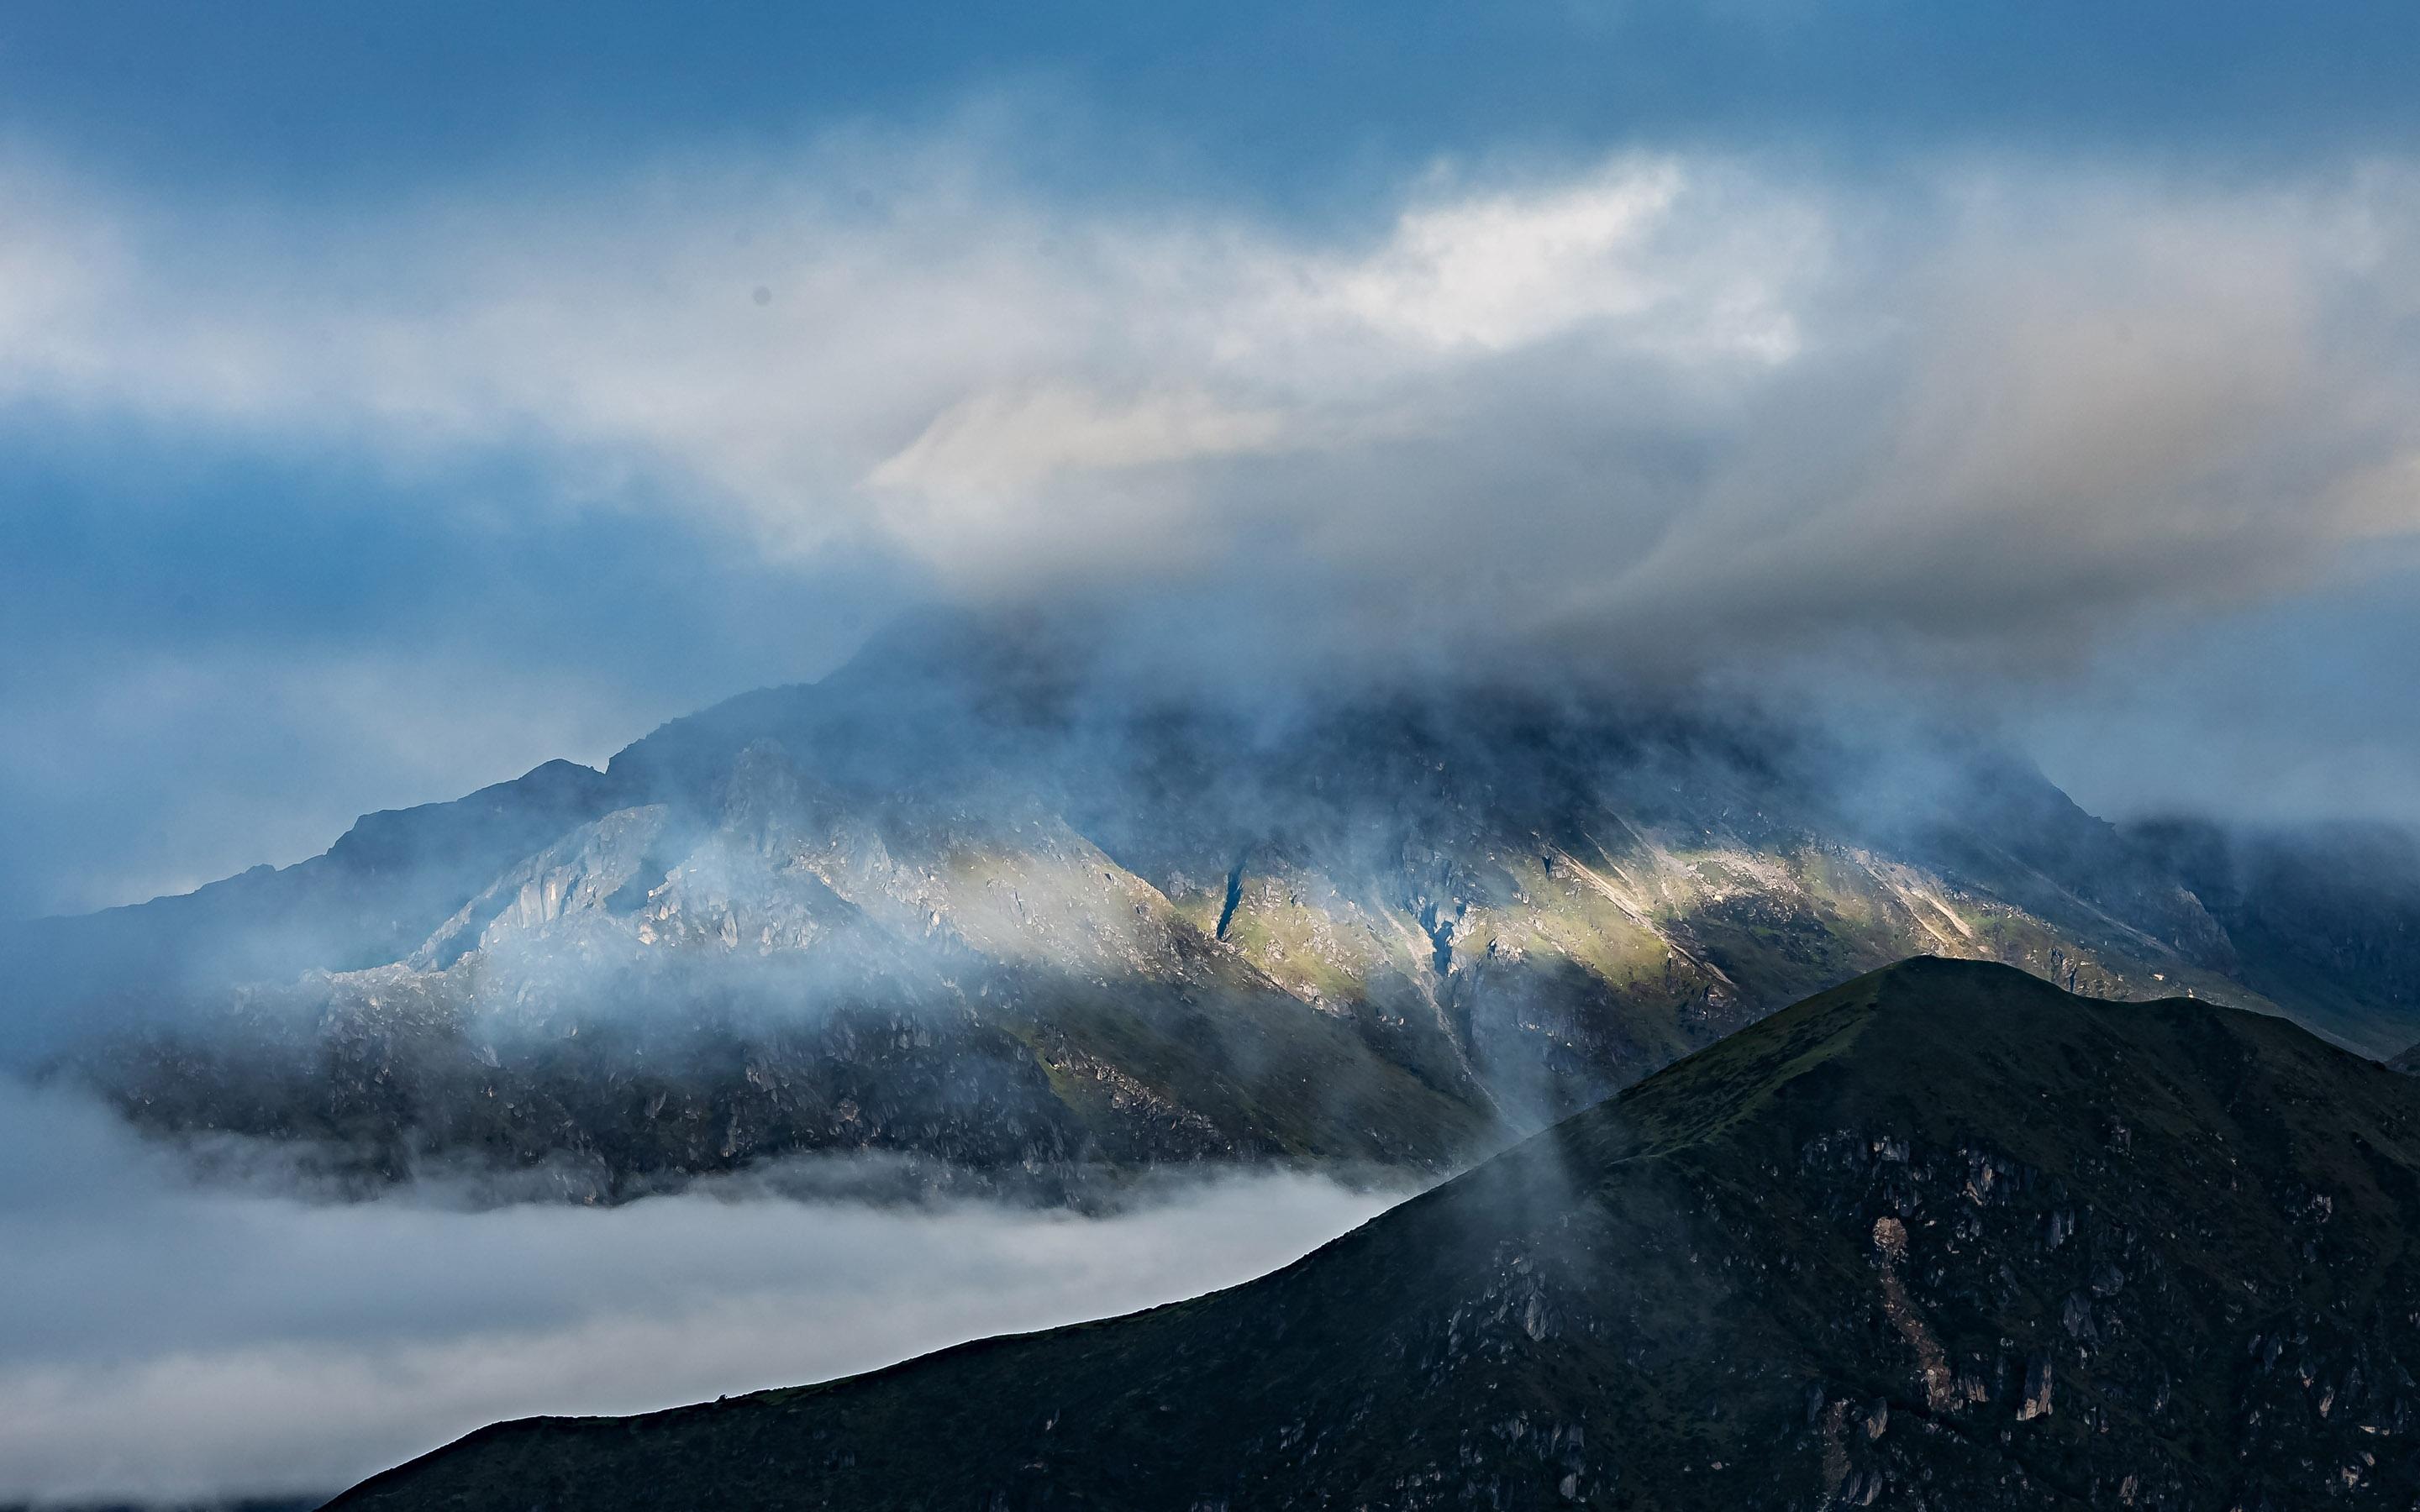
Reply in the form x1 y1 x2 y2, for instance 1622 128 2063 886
0 1079 1397 1504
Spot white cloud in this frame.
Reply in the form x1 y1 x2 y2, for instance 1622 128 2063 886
0 144 2414 665
872 382 1290 495
1293 158 1804 358
0 150 1816 579
0 1078 1397 1502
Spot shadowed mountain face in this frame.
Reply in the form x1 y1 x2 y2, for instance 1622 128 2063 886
2128 818 2420 1063
327 959 2420 1510
6 617 2411 1198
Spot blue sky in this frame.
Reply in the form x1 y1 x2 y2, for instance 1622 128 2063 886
6 3 2420 917
11 2 2420 198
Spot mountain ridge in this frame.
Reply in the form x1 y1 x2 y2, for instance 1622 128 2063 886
10 617 2419 1198
325 958 2420 1509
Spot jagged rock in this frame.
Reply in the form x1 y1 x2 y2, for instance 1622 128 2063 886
2018 1352 2054 1421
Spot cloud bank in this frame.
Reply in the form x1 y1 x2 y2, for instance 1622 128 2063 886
5 134 2420 911
6 147 2416 663
0 1078 1396 1504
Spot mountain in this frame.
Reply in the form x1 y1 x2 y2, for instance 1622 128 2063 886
0 757 613 1024
326 958 2420 1509
10 616 2413 1198
2128 817 2420 1059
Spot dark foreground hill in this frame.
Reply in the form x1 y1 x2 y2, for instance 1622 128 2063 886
328 958 2420 1510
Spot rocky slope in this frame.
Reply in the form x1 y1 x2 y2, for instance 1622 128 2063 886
9 617 2410 1196
327 958 2420 1509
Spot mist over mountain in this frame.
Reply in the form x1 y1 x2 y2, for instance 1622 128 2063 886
0 1069 1390 1505
13 134 2420 927
11 612 2416 1208
8 7 2420 1510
